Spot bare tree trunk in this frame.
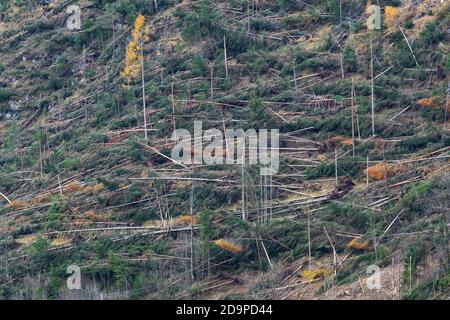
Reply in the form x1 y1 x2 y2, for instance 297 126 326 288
323 227 337 275
269 174 272 219
444 91 448 139
383 144 387 185
83 45 88 120
259 234 273 270
0 192 12 204
223 36 229 78
366 155 369 186
247 0 251 34
58 174 63 196
293 57 298 92
445 92 449 178
141 45 148 141
356 106 361 140
210 65 214 99
370 38 375 136
171 82 176 130
189 178 195 282
307 205 312 269
334 148 338 186
242 143 247 221
112 19 115 57
409 255 412 292
39 139 43 177
45 128 50 166
351 80 355 157
259 173 263 224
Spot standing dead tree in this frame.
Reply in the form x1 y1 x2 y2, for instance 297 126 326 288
242 143 247 221
189 174 195 282
83 45 88 120
307 205 312 269
171 82 176 130
223 36 229 78
141 39 148 141
351 79 356 157
370 37 375 136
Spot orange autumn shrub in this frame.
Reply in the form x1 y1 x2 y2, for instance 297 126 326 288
365 163 400 181
365 163 387 181
347 238 369 250
418 97 447 110
175 215 198 225
342 139 353 146
418 98 433 108
214 239 242 254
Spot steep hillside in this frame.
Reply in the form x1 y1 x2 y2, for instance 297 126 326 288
0 0 449 300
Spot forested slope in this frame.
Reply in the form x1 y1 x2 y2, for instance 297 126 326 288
0 0 449 300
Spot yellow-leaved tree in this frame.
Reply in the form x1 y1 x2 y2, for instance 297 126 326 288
384 6 398 29
121 14 146 83
121 14 151 140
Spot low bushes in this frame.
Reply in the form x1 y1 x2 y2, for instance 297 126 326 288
0 88 16 103
214 239 242 254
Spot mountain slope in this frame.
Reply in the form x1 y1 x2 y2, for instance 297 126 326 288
0 0 449 300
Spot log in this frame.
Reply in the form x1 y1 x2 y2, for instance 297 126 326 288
45 226 198 236
380 208 406 240
399 27 419 66
0 192 12 204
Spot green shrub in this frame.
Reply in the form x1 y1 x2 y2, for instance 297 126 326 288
62 157 82 171
191 55 208 77
180 0 223 43
396 133 441 151
343 46 358 73
401 239 426 294
305 157 366 180
0 88 16 103
419 21 444 46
